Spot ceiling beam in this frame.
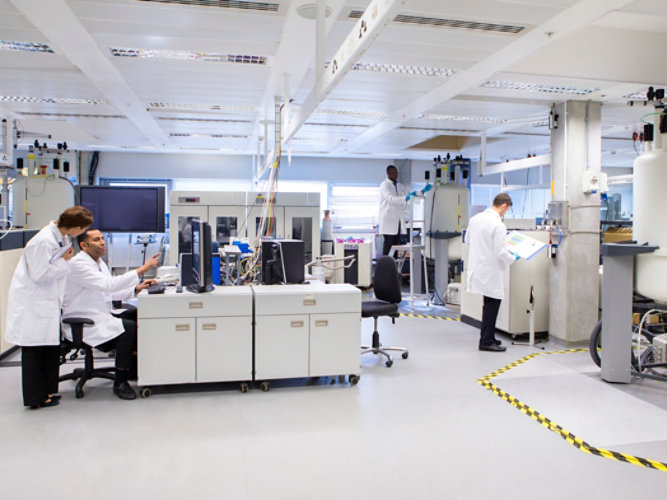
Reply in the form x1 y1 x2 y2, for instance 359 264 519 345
284 0 408 143
247 0 347 153
9 0 172 149
333 0 637 154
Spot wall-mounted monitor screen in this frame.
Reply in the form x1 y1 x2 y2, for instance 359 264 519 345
78 186 166 233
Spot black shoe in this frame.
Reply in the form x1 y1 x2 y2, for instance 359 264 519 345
29 398 60 409
113 382 137 400
494 339 502 346
479 344 507 352
49 394 62 401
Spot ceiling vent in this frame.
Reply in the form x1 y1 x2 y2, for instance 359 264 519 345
315 108 388 119
138 0 278 12
480 80 597 95
349 10 524 34
305 122 369 128
420 114 506 124
110 47 266 64
1 40 54 53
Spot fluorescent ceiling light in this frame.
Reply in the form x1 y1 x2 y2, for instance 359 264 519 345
420 114 506 124
19 112 124 119
351 62 456 78
314 108 388 118
179 147 234 151
0 40 54 53
109 47 267 64
158 117 252 123
0 96 107 105
149 102 255 112
292 136 348 143
170 132 248 139
481 80 598 95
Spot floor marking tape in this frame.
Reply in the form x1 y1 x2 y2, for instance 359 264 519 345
478 348 667 473
399 313 459 321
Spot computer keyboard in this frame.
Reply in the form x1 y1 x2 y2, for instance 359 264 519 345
147 283 166 294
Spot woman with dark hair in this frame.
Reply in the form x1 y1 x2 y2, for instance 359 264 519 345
5 206 93 409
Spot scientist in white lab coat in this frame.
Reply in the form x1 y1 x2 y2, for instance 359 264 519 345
465 193 516 352
5 206 94 409
62 228 160 400
379 165 409 256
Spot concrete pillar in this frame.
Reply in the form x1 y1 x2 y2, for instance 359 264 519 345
549 101 601 343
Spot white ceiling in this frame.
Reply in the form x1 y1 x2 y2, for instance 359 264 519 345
1 0 666 167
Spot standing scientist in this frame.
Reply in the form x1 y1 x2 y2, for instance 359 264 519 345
5 206 94 408
464 193 516 352
379 164 408 256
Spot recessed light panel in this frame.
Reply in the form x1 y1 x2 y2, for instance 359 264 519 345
109 47 266 64
481 80 598 95
0 40 54 53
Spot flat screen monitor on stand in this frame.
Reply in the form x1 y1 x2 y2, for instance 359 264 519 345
261 239 305 285
188 219 214 293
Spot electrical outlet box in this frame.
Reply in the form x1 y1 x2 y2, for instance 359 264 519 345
653 334 667 364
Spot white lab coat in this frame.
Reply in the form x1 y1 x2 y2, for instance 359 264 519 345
378 178 408 235
5 222 70 346
61 251 139 347
464 208 515 300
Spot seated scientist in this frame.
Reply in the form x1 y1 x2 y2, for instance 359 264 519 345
61 228 160 400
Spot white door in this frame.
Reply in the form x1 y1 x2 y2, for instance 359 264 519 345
196 316 252 382
138 318 196 385
309 313 361 377
255 314 309 379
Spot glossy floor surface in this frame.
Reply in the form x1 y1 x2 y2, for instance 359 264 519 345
1 312 666 499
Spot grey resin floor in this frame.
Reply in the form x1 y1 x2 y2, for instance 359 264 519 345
1 312 666 499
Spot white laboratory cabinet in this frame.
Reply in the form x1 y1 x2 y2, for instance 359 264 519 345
460 230 550 336
169 191 320 265
253 283 361 380
137 286 253 386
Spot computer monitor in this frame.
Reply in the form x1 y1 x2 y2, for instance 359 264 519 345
78 186 165 233
188 220 214 293
261 239 305 285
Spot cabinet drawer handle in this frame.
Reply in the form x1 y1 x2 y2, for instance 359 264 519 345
290 320 304 328
303 299 316 306
202 323 217 331
175 324 190 331
315 320 328 327
189 301 203 309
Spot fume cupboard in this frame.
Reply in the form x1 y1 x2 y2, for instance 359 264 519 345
169 191 320 265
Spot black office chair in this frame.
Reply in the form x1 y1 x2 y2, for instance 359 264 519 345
361 256 407 367
59 317 116 398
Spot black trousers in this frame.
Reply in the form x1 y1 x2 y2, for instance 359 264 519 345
480 296 502 347
382 228 403 256
98 308 137 372
21 345 61 407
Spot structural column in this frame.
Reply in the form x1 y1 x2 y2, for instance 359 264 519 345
549 101 601 343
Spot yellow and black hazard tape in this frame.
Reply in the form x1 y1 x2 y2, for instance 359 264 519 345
399 313 459 322
478 348 667 473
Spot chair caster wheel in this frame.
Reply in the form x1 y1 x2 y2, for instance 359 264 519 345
260 382 270 392
140 387 152 398
240 383 249 393
402 352 409 359
349 374 360 385
385 359 393 368
75 390 84 399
